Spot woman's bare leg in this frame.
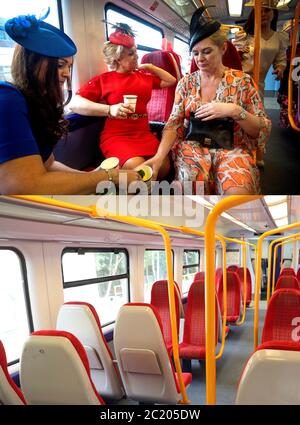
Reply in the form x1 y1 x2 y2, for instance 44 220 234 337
122 157 145 170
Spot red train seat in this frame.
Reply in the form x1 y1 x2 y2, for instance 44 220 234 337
0 341 26 405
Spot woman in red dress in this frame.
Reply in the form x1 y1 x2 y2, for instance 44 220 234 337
70 23 176 177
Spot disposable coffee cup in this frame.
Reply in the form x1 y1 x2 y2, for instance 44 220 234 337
136 165 153 193
123 95 137 112
99 157 120 171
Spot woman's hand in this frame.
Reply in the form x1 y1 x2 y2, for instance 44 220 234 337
109 103 134 118
142 156 164 180
194 102 237 121
273 66 284 80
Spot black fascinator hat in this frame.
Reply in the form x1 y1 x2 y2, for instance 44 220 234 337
189 6 221 51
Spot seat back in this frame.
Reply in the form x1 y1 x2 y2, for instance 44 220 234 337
190 40 242 73
182 279 218 348
141 50 182 122
218 271 241 323
193 271 205 283
56 302 124 400
261 289 300 344
237 267 252 306
0 341 26 405
227 265 239 272
280 268 296 276
114 303 189 404
20 331 104 405
150 281 181 351
275 275 300 291
236 341 300 404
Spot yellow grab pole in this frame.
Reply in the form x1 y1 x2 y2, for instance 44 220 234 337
205 195 261 405
253 0 262 87
254 221 300 350
10 195 190 403
215 237 227 360
267 232 300 302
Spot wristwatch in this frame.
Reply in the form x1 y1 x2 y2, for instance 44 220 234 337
237 107 247 121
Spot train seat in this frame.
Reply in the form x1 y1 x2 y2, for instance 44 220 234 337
261 288 300 344
280 268 296 276
217 271 241 324
54 114 165 171
297 268 300 283
236 341 300 404
56 302 124 400
141 50 182 122
193 271 205 283
227 265 239 272
150 280 182 353
20 330 105 405
114 303 192 404
275 275 300 291
0 341 26 405
237 267 252 307
178 279 218 361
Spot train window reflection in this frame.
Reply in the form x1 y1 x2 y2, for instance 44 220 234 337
0 0 60 80
62 248 129 327
0 248 32 364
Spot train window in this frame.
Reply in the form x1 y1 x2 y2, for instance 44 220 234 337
62 248 129 327
227 249 240 266
182 249 200 294
105 3 164 61
144 249 174 302
0 0 60 80
173 37 190 75
0 248 32 365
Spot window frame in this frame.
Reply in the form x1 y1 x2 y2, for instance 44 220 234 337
104 2 164 53
0 247 33 366
182 249 200 294
61 247 130 327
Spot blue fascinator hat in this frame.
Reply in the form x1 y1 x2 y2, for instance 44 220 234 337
5 9 77 58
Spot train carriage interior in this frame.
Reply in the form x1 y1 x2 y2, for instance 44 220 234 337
0 194 299 405
1 0 300 412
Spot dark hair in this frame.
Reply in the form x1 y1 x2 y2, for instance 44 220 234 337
244 9 278 35
11 45 68 150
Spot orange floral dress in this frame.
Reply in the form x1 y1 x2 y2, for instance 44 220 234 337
164 68 272 194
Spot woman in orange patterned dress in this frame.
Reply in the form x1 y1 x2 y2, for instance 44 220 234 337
144 7 272 194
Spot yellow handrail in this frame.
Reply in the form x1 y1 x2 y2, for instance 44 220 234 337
253 0 262 87
10 195 191 404
205 195 261 405
266 232 300 302
288 1 300 132
254 221 300 350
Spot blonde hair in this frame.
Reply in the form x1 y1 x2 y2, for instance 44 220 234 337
103 42 126 70
209 26 229 47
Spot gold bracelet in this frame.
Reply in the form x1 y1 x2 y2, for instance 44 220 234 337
104 169 113 182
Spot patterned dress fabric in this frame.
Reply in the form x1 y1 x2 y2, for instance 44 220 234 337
164 68 272 194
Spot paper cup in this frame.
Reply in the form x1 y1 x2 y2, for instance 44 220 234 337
100 157 120 171
123 95 137 112
136 165 153 193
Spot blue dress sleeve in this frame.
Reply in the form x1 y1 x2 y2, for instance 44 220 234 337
0 84 43 164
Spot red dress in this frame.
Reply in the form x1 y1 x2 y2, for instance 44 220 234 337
77 71 161 165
